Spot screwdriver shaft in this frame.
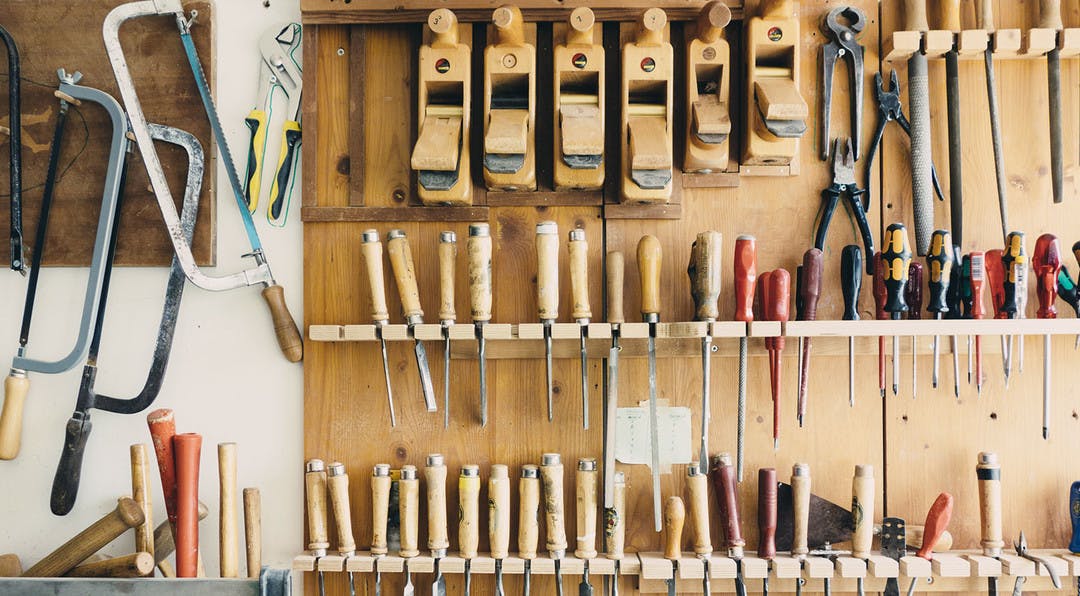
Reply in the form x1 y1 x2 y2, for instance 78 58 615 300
737 337 747 482
911 336 917 399
892 334 900 396
951 335 961 398
848 336 855 407
976 335 983 395
580 327 589 430
1044 333 1051 440
545 322 554 422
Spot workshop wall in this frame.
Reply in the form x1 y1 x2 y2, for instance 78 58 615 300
0 0 303 573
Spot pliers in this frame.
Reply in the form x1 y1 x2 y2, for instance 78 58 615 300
820 6 865 161
866 70 945 206
1012 531 1061 594
244 22 302 227
816 138 875 275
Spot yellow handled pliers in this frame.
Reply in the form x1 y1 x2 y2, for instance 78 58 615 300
244 22 302 226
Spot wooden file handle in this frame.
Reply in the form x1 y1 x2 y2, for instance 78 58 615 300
696 1 732 44
605 472 626 559
438 231 457 323
977 452 1004 555
567 7 596 46
541 453 568 555
146 409 178 531
387 230 424 321
67 553 154 578
244 488 262 578
917 492 955 559
468 224 493 323
130 444 154 557
400 465 420 558
174 433 202 578
710 453 744 556
218 443 239 577
734 236 757 323
0 372 29 460
304 460 330 555
606 251 625 324
689 231 723 322
905 0 930 32
23 497 145 577
459 465 481 559
937 0 961 32
663 496 685 561
686 465 712 557
261 285 303 363
492 5 526 46
425 454 450 553
371 464 391 555
974 0 995 31
327 462 357 556
636 8 667 46
569 229 592 322
852 464 875 560
758 468 777 560
536 222 560 321
1040 0 1064 30
519 465 541 559
428 8 460 48
360 230 390 323
575 459 598 559
791 463 810 557
638 235 662 320
490 464 511 559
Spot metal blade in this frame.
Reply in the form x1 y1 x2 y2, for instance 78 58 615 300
737 337 747 481
648 335 662 531
464 560 472 595
432 558 446 596
556 560 564 596
631 168 671 190
378 335 396 427
604 342 619 508
983 48 1009 238
580 329 589 430
402 562 414 596
443 333 451 428
496 559 506 596
545 323 554 421
735 561 747 596
580 565 593 596
479 332 488 427
700 336 711 473
413 337 437 412
523 562 531 596
666 577 676 596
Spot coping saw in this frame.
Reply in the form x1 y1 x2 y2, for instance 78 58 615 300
0 25 23 273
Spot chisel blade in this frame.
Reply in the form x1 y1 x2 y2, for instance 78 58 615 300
647 334 662 532
604 343 619 509
478 332 488 427
413 337 437 412
378 334 396 427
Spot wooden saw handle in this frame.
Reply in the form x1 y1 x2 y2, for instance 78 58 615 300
261 285 303 362
425 454 450 553
575 459 598 559
468 224 493 323
536 222 560 321
360 230 390 323
459 465 481 559
438 231 457 323
387 230 424 321
218 443 239 577
174 433 202 578
490 464 511 559
607 251 625 324
519 465 540 559
0 372 29 460
399 465 420 558
23 497 145 577
569 229 592 321
663 496 685 561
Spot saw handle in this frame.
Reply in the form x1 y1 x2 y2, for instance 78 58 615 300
663 496 685 561
1039 0 1064 30
467 224 493 323
689 231 723 322
490 464 511 560
607 251 625 324
638 235 662 320
262 285 303 362
916 492 954 559
438 231 457 323
711 453 745 555
791 464 810 557
360 230 390 323
49 409 93 515
267 122 301 226
569 230 592 321
399 466 419 558
519 466 540 560
686 465 712 557
387 230 424 321
905 0 930 31
0 372 29 460
734 236 757 323
242 108 268 212
758 468 777 560
841 246 863 321
22 497 145 577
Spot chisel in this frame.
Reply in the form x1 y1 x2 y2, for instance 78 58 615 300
387 229 438 413
605 471 626 596
926 231 954 392
758 468 777 596
424 454 448 596
1034 234 1062 440
536 222 559 421
977 452 1003 595
638 235 663 530
360 231 396 426
371 464 391 596
575 458 598 596
712 453 747 596
662 497 685 596
733 236 757 481
520 465 540 596
569 229 591 429
796 249 822 426
841 246 862 407
852 465 874 596
399 465 419 596
541 453 569 596
1040 0 1066 204
468 224 493 426
326 463 356 595
882 224 912 396
905 0 934 256
459 465 480 595
688 231 721 471
304 460 329 596
604 252 624 509
791 464 810 595
438 232 456 428
686 464 712 596
490 464 511 596
906 263 923 399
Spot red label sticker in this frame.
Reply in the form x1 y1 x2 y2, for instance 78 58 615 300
768 27 783 42
572 53 588 69
640 57 656 72
435 58 451 73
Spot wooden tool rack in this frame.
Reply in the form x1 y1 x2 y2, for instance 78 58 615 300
299 0 1080 593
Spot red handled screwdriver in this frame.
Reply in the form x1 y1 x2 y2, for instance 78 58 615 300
765 269 790 451
796 249 822 427
1002 232 1026 382
1034 234 1062 440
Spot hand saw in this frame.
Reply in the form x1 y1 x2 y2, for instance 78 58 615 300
0 26 23 274
103 0 302 362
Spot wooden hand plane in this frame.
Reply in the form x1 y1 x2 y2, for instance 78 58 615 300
483 5 537 191
553 7 605 191
621 8 673 203
684 1 733 173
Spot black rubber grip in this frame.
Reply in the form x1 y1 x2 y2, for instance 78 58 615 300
50 411 93 516
841 245 863 321
244 116 261 209
976 468 1000 481
270 128 302 221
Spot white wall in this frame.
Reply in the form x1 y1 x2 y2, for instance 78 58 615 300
0 0 304 575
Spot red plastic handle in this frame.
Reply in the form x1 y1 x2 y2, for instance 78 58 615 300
174 432 203 578
758 468 777 560
969 252 987 320
146 409 178 529
985 250 1007 319
916 492 954 559
734 236 757 323
1034 234 1063 319
710 456 744 551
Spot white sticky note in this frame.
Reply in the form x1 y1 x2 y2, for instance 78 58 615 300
614 400 693 472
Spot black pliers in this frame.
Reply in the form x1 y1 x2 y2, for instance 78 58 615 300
816 138 875 275
866 70 945 204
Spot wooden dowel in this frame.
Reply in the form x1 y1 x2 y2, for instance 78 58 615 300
244 488 262 578
218 442 238 577
130 444 154 559
67 552 154 578
23 497 144 577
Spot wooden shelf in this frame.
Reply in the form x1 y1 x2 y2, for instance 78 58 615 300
883 28 1080 62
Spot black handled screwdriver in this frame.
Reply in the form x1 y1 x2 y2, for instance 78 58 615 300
925 231 954 394
841 245 862 407
882 223 913 396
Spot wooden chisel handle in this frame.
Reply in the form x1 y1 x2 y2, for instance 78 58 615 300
490 464 511 559
575 459 598 559
371 464 391 556
425 454 450 555
974 0 995 31
917 492 954 559
468 224 493 323
174 433 202 578
541 453 568 556
852 464 875 560
146 409 178 530
689 231 723 322
400 465 419 558
459 465 481 559
218 443 239 577
791 463 810 557
1039 0 1063 30
710 453 744 556
758 468 777 560
387 230 424 321
686 465 712 556
977 452 1004 556
905 0 930 31
438 231 457 323
243 488 261 578
519 465 540 560
937 0 961 31
569 230 591 322
23 497 144 577
607 251 625 324
360 230 390 323
261 285 304 363
67 553 154 578
130 444 154 557
663 496 685 561
536 222 560 321
327 462 356 556
638 235 662 321
605 472 626 559
0 371 29 460
304 459 329 556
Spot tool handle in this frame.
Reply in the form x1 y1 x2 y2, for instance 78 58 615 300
0 554 19 577
218 443 239 576
663 496 686 561
371 465 391 556
428 8 461 47
852 464 875 560
969 252 987 320
575 459 598 559
66 552 155 578
689 231 723 322
636 8 667 46
696 1 731 43
304 460 330 554
492 5 526 45
23 497 144 577
605 472 626 559
540 454 568 554
174 433 202 578
459 465 481 559
326 463 356 556
153 501 210 567
977 452 1004 555
734 236 757 323
974 0 995 31
986 250 1007 318
243 488 262 578
1002 232 1026 315
686 466 712 556
882 224 913 315
791 464 811 557
1039 0 1064 30
569 229 592 321
873 252 888 320
937 0 961 31
490 465 511 559
261 285 304 363
567 7 597 45
916 492 954 559
387 230 424 320
519 466 541 559
360 230 390 322
1035 234 1063 319
468 224 493 323
607 251 625 324
758 468 778 560
0 372 29 460
907 262 924 319
841 246 863 321
424 455 450 552
50 410 93 515
1070 481 1080 553
800 249 823 322
130 444 154 557
267 122 301 226
926 230 953 314
536 222 560 321
439 231 457 322
146 409 178 529
905 0 930 31
710 454 745 555
400 466 420 558
242 109 268 212
767 269 791 354
638 235 663 319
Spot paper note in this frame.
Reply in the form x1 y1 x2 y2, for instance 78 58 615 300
614 399 692 473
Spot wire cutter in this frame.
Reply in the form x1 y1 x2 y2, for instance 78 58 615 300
244 22 302 226
866 70 944 207
820 6 865 161
816 138 875 274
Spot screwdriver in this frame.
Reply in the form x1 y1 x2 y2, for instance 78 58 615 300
960 254 974 386
387 229 438 413
438 231 456 428
568 229 591 429
925 231 955 394
359 230 396 426
733 235 757 482
688 231 722 470
796 249 822 427
945 243 963 397
638 235 663 530
1002 231 1027 382
536 221 560 422
765 269 790 450
467 224 493 426
758 468 777 596
882 223 912 397
986 249 1008 385
1057 264 1080 349
840 246 862 407
711 453 747 596
906 262 923 399
1034 234 1062 440
1071 240 1080 348
968 252 987 396
872 252 887 399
